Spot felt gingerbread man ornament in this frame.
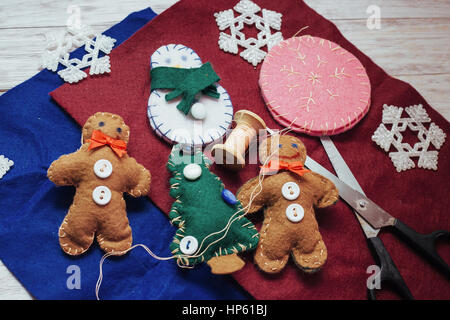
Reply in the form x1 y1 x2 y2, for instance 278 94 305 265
237 134 339 273
48 112 151 255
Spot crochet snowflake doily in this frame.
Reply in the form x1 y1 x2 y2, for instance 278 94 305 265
41 25 116 83
0 155 13 179
372 104 446 172
214 0 283 66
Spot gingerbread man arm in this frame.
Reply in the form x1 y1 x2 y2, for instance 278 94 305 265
237 176 268 214
123 156 151 197
307 171 339 208
47 150 87 186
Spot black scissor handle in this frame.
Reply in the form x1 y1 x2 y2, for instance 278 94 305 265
367 237 414 300
393 219 450 278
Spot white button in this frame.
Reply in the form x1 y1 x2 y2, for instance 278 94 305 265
282 182 300 200
285 203 304 223
94 159 113 179
190 102 206 120
179 236 198 255
92 186 112 206
183 163 202 180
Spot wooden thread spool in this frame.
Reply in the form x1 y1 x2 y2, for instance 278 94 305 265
212 110 266 171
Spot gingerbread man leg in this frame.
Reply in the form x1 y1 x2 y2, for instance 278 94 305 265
291 235 327 273
59 205 96 256
96 209 132 254
254 217 291 273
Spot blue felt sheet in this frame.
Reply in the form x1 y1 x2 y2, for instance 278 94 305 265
0 7 249 300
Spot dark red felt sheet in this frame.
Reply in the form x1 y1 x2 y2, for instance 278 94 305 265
51 0 450 299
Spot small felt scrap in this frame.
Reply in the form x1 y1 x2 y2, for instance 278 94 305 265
47 112 151 255
148 44 233 147
260 35 371 135
167 146 259 274
237 135 339 274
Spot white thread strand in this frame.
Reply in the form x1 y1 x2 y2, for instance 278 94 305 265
96 243 180 300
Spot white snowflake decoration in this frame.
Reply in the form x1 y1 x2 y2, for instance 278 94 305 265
41 25 116 83
214 0 283 66
372 104 446 172
0 155 13 179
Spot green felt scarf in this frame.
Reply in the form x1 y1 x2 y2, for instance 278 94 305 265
150 62 221 115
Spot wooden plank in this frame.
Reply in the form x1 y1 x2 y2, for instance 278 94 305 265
1 0 450 29
333 18 450 75
0 261 33 299
0 0 177 29
396 73 450 120
1 17 449 90
304 0 450 20
0 25 110 90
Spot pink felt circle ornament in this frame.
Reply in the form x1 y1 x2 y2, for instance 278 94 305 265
259 35 371 136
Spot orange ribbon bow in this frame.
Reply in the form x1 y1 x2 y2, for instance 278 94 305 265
260 160 310 177
87 130 127 158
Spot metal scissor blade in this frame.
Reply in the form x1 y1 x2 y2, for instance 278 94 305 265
320 136 380 238
320 137 365 193
305 156 396 230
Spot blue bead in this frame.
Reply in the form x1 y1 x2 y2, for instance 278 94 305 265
222 189 237 206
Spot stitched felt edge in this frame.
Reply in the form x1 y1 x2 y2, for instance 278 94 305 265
167 149 259 266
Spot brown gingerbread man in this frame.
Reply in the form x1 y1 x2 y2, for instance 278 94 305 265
47 112 151 255
237 134 338 273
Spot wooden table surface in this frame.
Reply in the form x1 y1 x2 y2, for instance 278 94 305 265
0 0 449 300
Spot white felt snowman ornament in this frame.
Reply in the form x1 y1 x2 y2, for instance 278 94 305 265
148 44 233 147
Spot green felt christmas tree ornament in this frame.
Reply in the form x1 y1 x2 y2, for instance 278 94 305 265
167 145 259 274
150 62 220 115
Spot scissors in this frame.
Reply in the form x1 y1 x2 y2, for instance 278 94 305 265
304 136 450 300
